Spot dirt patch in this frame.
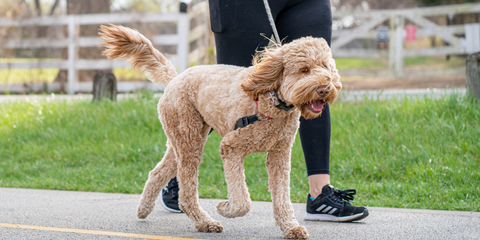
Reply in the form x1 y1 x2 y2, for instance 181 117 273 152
342 74 466 90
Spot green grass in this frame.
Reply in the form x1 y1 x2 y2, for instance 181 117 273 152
335 58 386 70
404 55 465 68
0 93 479 211
0 58 147 83
334 55 465 70
0 68 146 84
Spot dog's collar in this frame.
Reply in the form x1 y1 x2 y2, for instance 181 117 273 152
268 91 294 111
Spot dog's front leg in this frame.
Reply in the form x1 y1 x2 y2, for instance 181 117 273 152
216 138 252 218
177 150 224 233
266 149 308 239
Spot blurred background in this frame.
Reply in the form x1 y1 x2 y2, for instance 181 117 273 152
0 0 480 94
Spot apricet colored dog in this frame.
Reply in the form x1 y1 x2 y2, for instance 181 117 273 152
100 24 341 239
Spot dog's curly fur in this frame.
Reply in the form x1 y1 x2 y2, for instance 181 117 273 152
100 24 342 239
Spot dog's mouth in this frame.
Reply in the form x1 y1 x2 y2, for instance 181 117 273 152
306 100 325 113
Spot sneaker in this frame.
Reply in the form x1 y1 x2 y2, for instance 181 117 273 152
161 177 183 213
304 184 369 222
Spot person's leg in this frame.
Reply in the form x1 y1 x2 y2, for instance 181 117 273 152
275 0 332 198
276 0 368 221
213 0 345 201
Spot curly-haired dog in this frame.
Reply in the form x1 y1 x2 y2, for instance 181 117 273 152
100 24 342 239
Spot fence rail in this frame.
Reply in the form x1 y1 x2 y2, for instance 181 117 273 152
332 2 480 77
0 2 209 94
1 2 480 94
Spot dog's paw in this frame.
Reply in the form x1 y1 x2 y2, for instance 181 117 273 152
137 203 155 219
284 226 309 239
216 200 250 218
196 220 224 233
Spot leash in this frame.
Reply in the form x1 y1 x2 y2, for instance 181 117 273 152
235 0 292 130
262 0 281 45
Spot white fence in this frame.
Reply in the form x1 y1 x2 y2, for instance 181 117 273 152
332 2 480 77
2 2 480 94
0 2 209 94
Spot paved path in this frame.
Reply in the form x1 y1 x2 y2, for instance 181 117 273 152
0 88 466 103
1 188 479 240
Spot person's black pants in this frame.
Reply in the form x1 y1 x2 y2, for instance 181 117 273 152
209 0 332 175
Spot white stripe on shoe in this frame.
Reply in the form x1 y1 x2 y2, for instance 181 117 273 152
316 204 327 212
328 208 338 215
322 206 332 213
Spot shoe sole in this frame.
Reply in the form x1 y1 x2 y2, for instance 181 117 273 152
160 198 183 213
304 209 369 222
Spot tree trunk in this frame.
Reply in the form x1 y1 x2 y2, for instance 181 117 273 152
92 71 117 102
54 0 112 88
466 52 480 100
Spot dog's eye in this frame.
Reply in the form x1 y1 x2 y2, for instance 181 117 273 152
322 65 328 70
300 68 309 73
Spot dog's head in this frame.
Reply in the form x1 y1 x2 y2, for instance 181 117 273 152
241 37 342 119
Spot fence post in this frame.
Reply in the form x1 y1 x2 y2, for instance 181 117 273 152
177 13 190 73
466 52 480 99
394 14 405 77
388 13 396 73
67 15 78 94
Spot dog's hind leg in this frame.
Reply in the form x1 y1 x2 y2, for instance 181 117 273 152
137 143 177 219
178 158 224 232
265 148 308 239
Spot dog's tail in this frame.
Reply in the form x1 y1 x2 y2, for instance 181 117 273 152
100 24 177 86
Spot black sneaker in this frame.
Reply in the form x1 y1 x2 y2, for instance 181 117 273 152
304 184 369 222
161 177 183 213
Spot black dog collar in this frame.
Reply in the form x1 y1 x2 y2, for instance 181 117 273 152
268 91 294 111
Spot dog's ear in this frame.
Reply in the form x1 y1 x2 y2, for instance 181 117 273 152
241 48 284 100
328 58 342 91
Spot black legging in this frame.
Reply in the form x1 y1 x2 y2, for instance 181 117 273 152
209 0 332 175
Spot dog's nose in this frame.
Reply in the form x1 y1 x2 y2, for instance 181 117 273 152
316 85 329 97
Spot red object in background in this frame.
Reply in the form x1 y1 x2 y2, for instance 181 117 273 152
405 25 417 41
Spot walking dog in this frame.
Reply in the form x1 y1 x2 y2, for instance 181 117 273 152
100 24 341 239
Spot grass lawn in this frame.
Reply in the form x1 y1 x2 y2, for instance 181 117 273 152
0 68 147 84
0 58 148 83
0 92 478 211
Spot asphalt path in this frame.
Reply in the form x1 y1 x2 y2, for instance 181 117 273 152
0 188 479 240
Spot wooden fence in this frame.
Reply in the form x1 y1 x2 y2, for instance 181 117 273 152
2 2 480 94
0 2 209 94
332 2 480 77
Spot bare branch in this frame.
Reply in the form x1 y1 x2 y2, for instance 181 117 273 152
34 0 42 16
49 0 60 16
19 0 33 17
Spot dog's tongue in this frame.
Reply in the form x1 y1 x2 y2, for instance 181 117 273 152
311 100 324 112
